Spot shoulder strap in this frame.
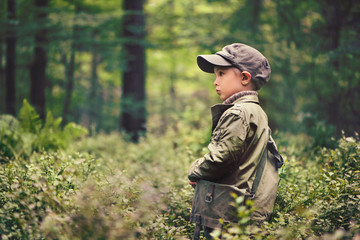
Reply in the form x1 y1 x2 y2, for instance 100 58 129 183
268 138 284 168
250 128 284 199
250 142 267 199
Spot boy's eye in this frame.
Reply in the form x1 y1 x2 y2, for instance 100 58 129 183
219 71 224 76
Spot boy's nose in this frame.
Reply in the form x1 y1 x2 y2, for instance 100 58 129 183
213 78 218 86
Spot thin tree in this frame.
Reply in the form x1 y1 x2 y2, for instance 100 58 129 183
0 42 4 113
88 30 102 130
5 0 16 116
315 0 357 134
120 0 146 142
29 0 49 120
62 3 82 126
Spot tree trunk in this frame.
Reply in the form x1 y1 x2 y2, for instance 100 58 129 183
62 50 75 125
320 0 350 130
5 0 16 116
0 39 4 114
0 1 5 113
322 0 346 53
249 0 262 33
62 6 81 126
29 0 48 120
120 0 146 142
88 31 102 130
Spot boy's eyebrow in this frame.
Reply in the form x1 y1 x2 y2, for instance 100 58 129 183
214 68 222 74
214 66 230 72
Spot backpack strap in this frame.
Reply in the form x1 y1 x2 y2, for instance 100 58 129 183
192 214 202 240
268 138 284 168
250 141 267 199
250 128 284 199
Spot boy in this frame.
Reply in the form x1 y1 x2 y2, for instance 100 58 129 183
188 43 282 239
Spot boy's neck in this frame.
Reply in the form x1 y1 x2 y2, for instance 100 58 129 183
223 90 258 104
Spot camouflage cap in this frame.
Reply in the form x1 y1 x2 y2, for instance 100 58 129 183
197 43 271 90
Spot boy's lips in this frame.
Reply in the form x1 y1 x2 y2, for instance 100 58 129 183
216 89 221 94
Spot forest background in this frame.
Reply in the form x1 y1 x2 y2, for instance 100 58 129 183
0 0 359 239
1 0 359 140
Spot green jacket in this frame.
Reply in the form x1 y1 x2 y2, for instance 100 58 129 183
188 93 279 222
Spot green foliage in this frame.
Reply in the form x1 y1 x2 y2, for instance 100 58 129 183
0 115 21 161
2 0 360 238
211 196 266 240
3 0 359 138
261 135 359 239
1 129 359 239
0 100 88 160
147 185 195 239
303 114 337 148
312 136 360 234
18 99 42 134
0 151 97 239
40 172 167 240
0 98 359 239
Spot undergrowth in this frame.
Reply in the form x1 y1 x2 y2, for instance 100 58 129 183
0 101 359 239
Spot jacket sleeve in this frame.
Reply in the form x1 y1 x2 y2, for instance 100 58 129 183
188 109 249 182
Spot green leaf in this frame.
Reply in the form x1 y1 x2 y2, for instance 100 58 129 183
0 114 19 132
63 122 89 140
43 111 62 132
18 99 42 134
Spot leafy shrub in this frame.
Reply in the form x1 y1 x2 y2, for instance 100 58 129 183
211 196 266 240
1 115 359 239
261 135 359 239
0 99 88 160
0 126 196 239
0 151 97 239
303 114 337 148
311 136 360 235
0 115 20 161
147 185 194 239
40 171 169 240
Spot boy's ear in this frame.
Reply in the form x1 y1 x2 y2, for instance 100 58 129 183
241 71 252 85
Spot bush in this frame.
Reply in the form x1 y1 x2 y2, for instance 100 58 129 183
0 99 88 160
253 135 358 239
0 113 359 239
0 151 97 239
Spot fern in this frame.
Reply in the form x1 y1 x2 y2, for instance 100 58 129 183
1 99 88 159
18 99 42 134
43 111 62 131
64 122 89 140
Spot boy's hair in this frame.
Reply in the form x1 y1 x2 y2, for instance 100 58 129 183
197 43 271 90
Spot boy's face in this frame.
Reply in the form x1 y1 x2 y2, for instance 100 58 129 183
214 66 244 101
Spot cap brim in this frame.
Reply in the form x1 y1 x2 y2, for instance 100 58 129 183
197 54 232 73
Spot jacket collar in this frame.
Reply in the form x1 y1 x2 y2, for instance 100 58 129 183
210 92 260 131
232 94 259 105
223 91 258 104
